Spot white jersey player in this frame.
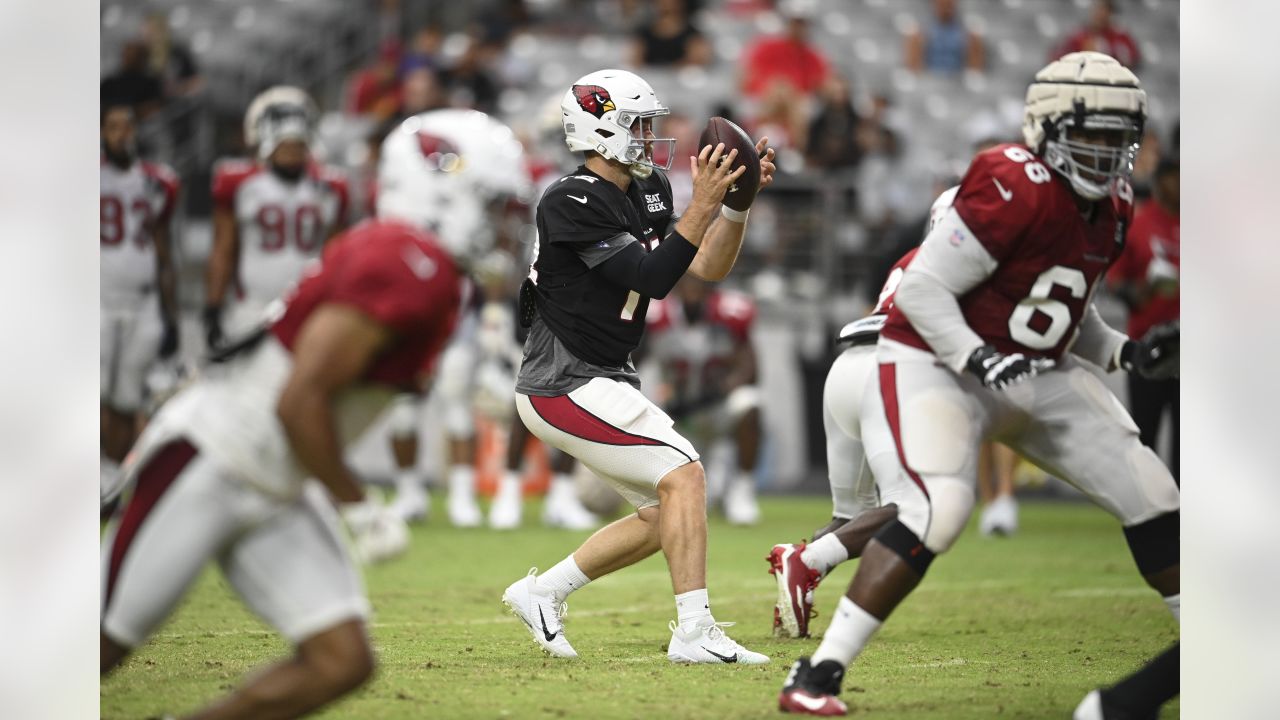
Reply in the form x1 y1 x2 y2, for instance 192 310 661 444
100 105 181 506
204 86 349 348
101 113 467 719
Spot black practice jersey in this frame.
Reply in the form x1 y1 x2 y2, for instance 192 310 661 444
529 165 677 367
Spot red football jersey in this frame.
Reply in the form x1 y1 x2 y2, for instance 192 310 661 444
881 143 1133 360
1107 199 1179 338
870 248 919 318
270 219 462 389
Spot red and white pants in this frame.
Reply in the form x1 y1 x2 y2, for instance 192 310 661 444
862 342 1180 553
517 378 700 509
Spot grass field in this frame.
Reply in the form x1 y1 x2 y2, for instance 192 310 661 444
101 497 1178 719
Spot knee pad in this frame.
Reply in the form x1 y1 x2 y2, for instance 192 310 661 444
874 519 936 577
725 385 761 423
387 394 421 439
920 477 975 554
1124 511 1179 575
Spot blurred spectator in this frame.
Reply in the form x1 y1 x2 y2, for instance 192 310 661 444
347 40 404 120
747 81 808 158
141 13 203 98
1054 0 1140 70
400 67 448 117
741 0 829 98
630 0 712 68
1108 157 1179 478
401 26 445 75
101 41 165 120
904 0 985 75
441 35 503 113
805 74 865 172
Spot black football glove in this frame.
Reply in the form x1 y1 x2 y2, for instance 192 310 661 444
966 344 1055 390
1119 321 1179 380
202 304 224 351
158 319 180 359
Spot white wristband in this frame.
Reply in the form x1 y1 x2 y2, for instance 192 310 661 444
720 205 749 223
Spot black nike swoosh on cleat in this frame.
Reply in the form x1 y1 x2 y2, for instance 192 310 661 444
537 606 559 642
702 646 738 663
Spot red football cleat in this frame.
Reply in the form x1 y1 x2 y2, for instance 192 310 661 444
778 657 849 716
768 542 822 638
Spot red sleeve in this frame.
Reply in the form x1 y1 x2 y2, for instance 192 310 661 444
328 230 453 336
1109 205 1154 285
144 162 181 221
951 144 1047 262
709 290 755 342
211 160 255 211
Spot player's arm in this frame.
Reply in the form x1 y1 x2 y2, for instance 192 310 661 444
893 207 995 373
686 138 776 281
204 204 238 347
591 144 744 297
151 215 180 358
1070 302 1129 371
276 304 392 503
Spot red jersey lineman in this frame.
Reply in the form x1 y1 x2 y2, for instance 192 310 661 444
101 111 464 718
780 52 1180 717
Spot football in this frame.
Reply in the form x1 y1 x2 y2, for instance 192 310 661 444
698 116 761 211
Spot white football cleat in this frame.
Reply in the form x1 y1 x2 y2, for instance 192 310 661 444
542 480 600 530
1072 689 1104 720
489 481 523 529
667 619 770 665
502 569 578 658
447 483 483 528
979 495 1019 537
724 479 761 526
389 476 429 524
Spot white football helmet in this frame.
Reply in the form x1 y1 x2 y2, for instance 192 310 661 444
561 69 675 179
1023 51 1146 201
378 109 529 264
243 86 317 161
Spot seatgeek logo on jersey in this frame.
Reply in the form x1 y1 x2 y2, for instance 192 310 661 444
645 193 667 213
573 85 615 119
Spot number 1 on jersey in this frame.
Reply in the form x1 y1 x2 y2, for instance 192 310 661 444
620 290 641 321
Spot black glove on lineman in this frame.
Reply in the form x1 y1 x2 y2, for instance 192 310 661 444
203 304 224 351
966 344 1055 390
158 319 180 359
1119 321 1179 380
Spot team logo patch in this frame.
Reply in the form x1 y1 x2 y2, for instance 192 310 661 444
572 84 615 119
644 193 667 213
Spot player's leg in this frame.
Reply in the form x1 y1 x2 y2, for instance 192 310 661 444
101 442 241 673
770 345 896 638
1074 642 1179 720
723 386 762 525
978 442 1020 536
541 437 600 530
199 483 373 719
780 359 986 713
386 393 429 523
100 308 137 507
1012 360 1180 613
435 340 483 527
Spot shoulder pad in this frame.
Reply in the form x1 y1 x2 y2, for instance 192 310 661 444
211 158 260 206
647 298 674 331
709 290 755 338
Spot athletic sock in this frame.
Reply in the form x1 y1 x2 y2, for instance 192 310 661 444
811 596 882 667
675 588 712 632
550 473 575 498
498 470 522 498
1163 593 1180 623
448 464 475 498
800 533 850 577
395 470 421 493
537 554 590 602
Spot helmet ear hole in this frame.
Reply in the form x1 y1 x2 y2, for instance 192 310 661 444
594 129 615 139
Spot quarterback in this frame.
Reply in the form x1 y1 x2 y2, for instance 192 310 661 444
779 52 1181 715
501 68 778 664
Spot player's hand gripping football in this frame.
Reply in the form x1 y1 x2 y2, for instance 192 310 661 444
1119 321 1179 379
755 136 777 191
966 344 1055 390
688 142 747 210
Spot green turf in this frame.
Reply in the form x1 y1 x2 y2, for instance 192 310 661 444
102 498 1178 719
